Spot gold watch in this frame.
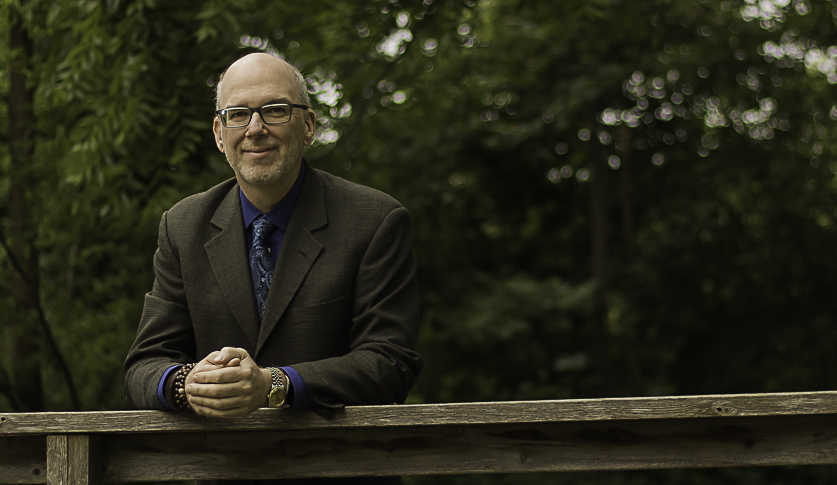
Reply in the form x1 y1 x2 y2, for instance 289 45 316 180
267 367 288 408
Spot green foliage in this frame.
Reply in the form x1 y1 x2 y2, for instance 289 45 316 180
1 0 250 410
3 0 837 481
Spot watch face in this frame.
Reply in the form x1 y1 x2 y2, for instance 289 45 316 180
269 387 286 408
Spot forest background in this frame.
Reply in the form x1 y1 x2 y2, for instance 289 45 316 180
3 0 837 483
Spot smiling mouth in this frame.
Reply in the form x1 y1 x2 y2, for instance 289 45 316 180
244 146 277 153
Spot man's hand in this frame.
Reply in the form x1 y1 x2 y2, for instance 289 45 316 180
185 347 271 417
184 350 237 387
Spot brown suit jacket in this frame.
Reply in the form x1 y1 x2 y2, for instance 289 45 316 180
125 164 422 411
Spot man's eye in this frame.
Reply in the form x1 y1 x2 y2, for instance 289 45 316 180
227 110 249 121
264 106 289 116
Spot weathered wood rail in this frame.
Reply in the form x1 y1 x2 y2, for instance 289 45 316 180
2 391 837 483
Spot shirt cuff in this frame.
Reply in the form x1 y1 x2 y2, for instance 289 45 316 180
157 365 181 411
280 366 314 408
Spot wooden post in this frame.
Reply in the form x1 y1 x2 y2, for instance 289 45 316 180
46 435 102 485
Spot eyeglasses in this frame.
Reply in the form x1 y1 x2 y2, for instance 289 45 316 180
214 103 309 128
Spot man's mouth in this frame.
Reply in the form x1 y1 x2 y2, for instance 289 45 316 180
243 146 277 153
242 146 278 160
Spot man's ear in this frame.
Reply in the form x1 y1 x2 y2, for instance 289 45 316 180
303 109 316 146
212 117 225 153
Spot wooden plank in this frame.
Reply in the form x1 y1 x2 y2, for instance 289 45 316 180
4 391 837 436
45 435 102 485
102 414 837 481
0 436 46 484
69 435 103 485
46 435 67 485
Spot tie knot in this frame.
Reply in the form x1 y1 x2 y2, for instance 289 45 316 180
252 215 277 246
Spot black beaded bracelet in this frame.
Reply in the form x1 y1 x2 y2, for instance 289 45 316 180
172 363 196 412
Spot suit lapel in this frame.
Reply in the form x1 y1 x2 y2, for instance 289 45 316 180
257 166 327 354
205 185 260 349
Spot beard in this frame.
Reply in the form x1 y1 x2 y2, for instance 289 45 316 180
226 136 305 188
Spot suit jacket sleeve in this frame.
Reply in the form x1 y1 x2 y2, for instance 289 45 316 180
291 205 423 408
124 210 197 410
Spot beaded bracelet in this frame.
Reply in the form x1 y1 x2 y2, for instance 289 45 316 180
172 363 196 412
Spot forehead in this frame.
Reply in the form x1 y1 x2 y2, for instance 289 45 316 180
218 55 299 108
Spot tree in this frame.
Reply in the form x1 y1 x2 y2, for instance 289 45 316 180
0 0 259 410
3 1 837 483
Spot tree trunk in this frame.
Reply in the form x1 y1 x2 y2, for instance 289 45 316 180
589 128 609 390
7 5 44 412
617 124 634 264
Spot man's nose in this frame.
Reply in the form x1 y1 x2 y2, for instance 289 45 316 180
245 112 268 136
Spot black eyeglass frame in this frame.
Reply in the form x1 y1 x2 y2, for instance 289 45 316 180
214 103 310 128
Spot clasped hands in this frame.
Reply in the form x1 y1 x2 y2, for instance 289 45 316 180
184 347 272 417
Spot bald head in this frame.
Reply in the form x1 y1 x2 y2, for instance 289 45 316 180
211 53 317 211
215 53 310 110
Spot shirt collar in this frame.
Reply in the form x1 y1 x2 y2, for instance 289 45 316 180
240 161 307 231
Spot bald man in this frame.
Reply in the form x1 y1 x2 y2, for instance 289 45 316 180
125 54 422 464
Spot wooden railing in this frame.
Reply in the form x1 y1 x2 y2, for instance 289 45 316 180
2 391 837 483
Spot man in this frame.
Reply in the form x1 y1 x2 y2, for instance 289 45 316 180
124 53 422 480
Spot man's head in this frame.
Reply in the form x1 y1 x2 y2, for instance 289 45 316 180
213 53 316 195
215 56 311 110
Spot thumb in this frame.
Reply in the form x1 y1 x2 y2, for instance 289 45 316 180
212 347 249 365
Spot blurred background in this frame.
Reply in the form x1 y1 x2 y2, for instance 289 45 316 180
3 0 837 483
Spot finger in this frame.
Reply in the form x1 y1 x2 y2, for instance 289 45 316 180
186 381 253 399
187 361 223 385
188 393 249 410
193 361 222 373
188 383 264 416
204 351 221 362
191 366 249 384
212 347 250 365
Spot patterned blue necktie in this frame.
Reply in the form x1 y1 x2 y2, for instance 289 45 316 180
250 215 278 320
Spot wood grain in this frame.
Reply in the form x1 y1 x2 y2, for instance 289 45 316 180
0 437 46 484
5 392 837 482
3 391 837 436
44 435 102 485
101 415 837 481
68 435 102 485
46 435 67 485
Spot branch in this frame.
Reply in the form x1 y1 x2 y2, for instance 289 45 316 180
33 296 81 411
0 231 80 410
0 231 33 286
0 367 21 412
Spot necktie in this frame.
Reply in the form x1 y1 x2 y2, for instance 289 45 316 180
250 215 277 320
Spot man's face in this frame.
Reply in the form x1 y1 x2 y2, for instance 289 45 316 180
213 54 315 189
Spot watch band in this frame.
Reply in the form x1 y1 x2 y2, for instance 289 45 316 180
267 367 288 408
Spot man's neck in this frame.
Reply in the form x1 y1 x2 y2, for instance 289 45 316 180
237 166 301 213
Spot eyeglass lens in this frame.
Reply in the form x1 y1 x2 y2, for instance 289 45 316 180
223 104 292 127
